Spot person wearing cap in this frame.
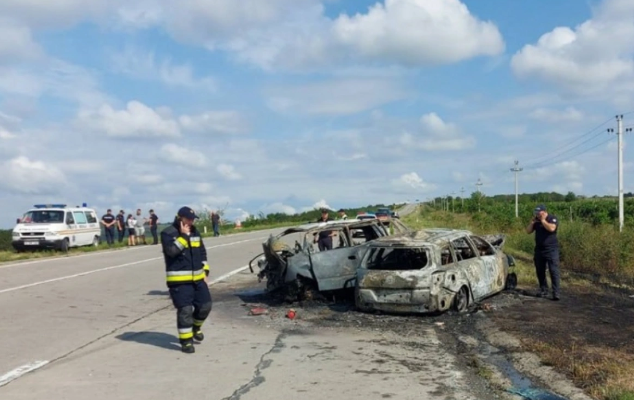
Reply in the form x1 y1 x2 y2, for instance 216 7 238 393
161 206 212 353
526 204 561 300
100 209 116 246
313 208 337 251
337 209 348 220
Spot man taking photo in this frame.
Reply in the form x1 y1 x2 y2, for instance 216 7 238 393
526 204 561 301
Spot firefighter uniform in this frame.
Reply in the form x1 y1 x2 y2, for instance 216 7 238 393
161 207 212 353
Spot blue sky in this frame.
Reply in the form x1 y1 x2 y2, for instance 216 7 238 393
1 0 634 228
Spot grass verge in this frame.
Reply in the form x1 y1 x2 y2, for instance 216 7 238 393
401 209 634 400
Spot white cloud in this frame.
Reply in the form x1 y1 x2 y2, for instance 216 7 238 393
267 78 410 116
131 174 163 185
0 18 41 63
76 101 181 138
260 202 297 215
159 143 206 167
0 156 67 195
332 0 504 66
530 161 585 190
119 0 503 71
179 111 249 134
392 172 437 193
511 0 634 98
110 46 216 90
498 125 527 139
217 164 242 180
529 106 584 123
400 112 476 151
301 199 333 212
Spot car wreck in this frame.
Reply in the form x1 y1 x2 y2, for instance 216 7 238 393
355 228 516 314
250 218 411 301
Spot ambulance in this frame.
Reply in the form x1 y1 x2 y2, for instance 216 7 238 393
12 204 101 253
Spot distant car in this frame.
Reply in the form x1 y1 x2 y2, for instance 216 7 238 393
251 218 411 302
375 207 392 224
356 212 377 220
355 228 516 314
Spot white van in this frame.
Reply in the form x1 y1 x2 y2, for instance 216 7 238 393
12 204 101 252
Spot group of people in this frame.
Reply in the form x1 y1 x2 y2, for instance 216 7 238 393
100 208 160 246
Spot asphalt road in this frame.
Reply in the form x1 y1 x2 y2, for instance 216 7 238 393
0 203 496 400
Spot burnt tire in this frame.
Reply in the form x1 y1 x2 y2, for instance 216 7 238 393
505 272 518 291
453 286 469 313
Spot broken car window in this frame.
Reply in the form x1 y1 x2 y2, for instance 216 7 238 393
450 237 477 261
440 246 454 265
365 247 429 271
469 236 496 256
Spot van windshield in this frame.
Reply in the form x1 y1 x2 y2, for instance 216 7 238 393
20 210 65 224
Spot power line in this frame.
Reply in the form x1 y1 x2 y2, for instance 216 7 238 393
524 136 615 170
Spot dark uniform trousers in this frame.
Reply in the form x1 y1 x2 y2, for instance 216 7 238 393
534 247 561 296
169 280 212 342
162 224 212 345
317 236 332 251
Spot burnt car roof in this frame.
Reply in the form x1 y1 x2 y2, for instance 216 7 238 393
367 228 484 248
278 218 384 235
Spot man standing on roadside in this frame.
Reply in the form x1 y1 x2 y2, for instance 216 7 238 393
161 206 212 354
149 209 159 245
337 208 348 220
135 208 147 245
101 209 116 246
211 211 220 237
116 210 126 243
313 208 337 251
526 204 561 301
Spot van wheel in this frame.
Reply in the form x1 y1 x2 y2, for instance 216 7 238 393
92 236 100 247
60 238 69 253
453 286 469 313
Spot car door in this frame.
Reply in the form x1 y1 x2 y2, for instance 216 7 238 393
308 227 365 291
72 210 90 246
450 236 489 301
469 235 505 293
64 211 77 245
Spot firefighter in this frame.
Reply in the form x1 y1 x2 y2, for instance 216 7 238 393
161 206 212 353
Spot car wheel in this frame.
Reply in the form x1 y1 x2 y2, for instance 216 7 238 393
60 238 69 253
453 286 469 313
505 272 518 291
92 236 100 247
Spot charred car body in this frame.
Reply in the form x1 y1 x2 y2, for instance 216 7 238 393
355 228 516 314
251 218 411 301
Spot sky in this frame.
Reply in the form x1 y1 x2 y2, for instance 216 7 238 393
2 0 634 228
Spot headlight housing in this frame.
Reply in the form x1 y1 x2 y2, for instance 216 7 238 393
12 231 19 238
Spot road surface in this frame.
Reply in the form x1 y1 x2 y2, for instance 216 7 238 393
0 205 496 400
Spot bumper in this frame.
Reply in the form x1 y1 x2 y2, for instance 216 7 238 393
356 287 454 314
12 238 64 251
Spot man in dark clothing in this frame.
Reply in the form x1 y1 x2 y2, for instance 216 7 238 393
211 211 220 237
161 206 212 354
526 204 561 300
116 210 126 243
149 209 159 245
313 209 336 251
101 209 116 246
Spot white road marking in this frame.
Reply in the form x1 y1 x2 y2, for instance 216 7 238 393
0 361 49 387
0 228 280 269
0 237 266 295
0 263 254 388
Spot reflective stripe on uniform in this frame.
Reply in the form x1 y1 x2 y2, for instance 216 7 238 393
202 262 210 272
193 319 204 327
166 269 206 283
190 236 201 248
176 237 189 248
178 327 194 340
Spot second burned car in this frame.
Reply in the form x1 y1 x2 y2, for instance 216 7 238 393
251 218 411 301
355 228 517 314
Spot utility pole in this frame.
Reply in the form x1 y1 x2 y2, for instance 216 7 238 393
476 178 483 212
510 160 523 218
451 191 456 212
609 115 631 232
460 186 465 208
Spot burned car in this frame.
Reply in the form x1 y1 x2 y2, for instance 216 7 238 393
250 218 411 301
355 228 516 314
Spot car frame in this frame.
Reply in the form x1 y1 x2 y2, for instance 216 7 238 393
355 228 516 314
250 218 411 301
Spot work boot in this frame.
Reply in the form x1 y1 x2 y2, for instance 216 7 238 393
181 341 195 354
552 292 560 301
193 329 204 342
